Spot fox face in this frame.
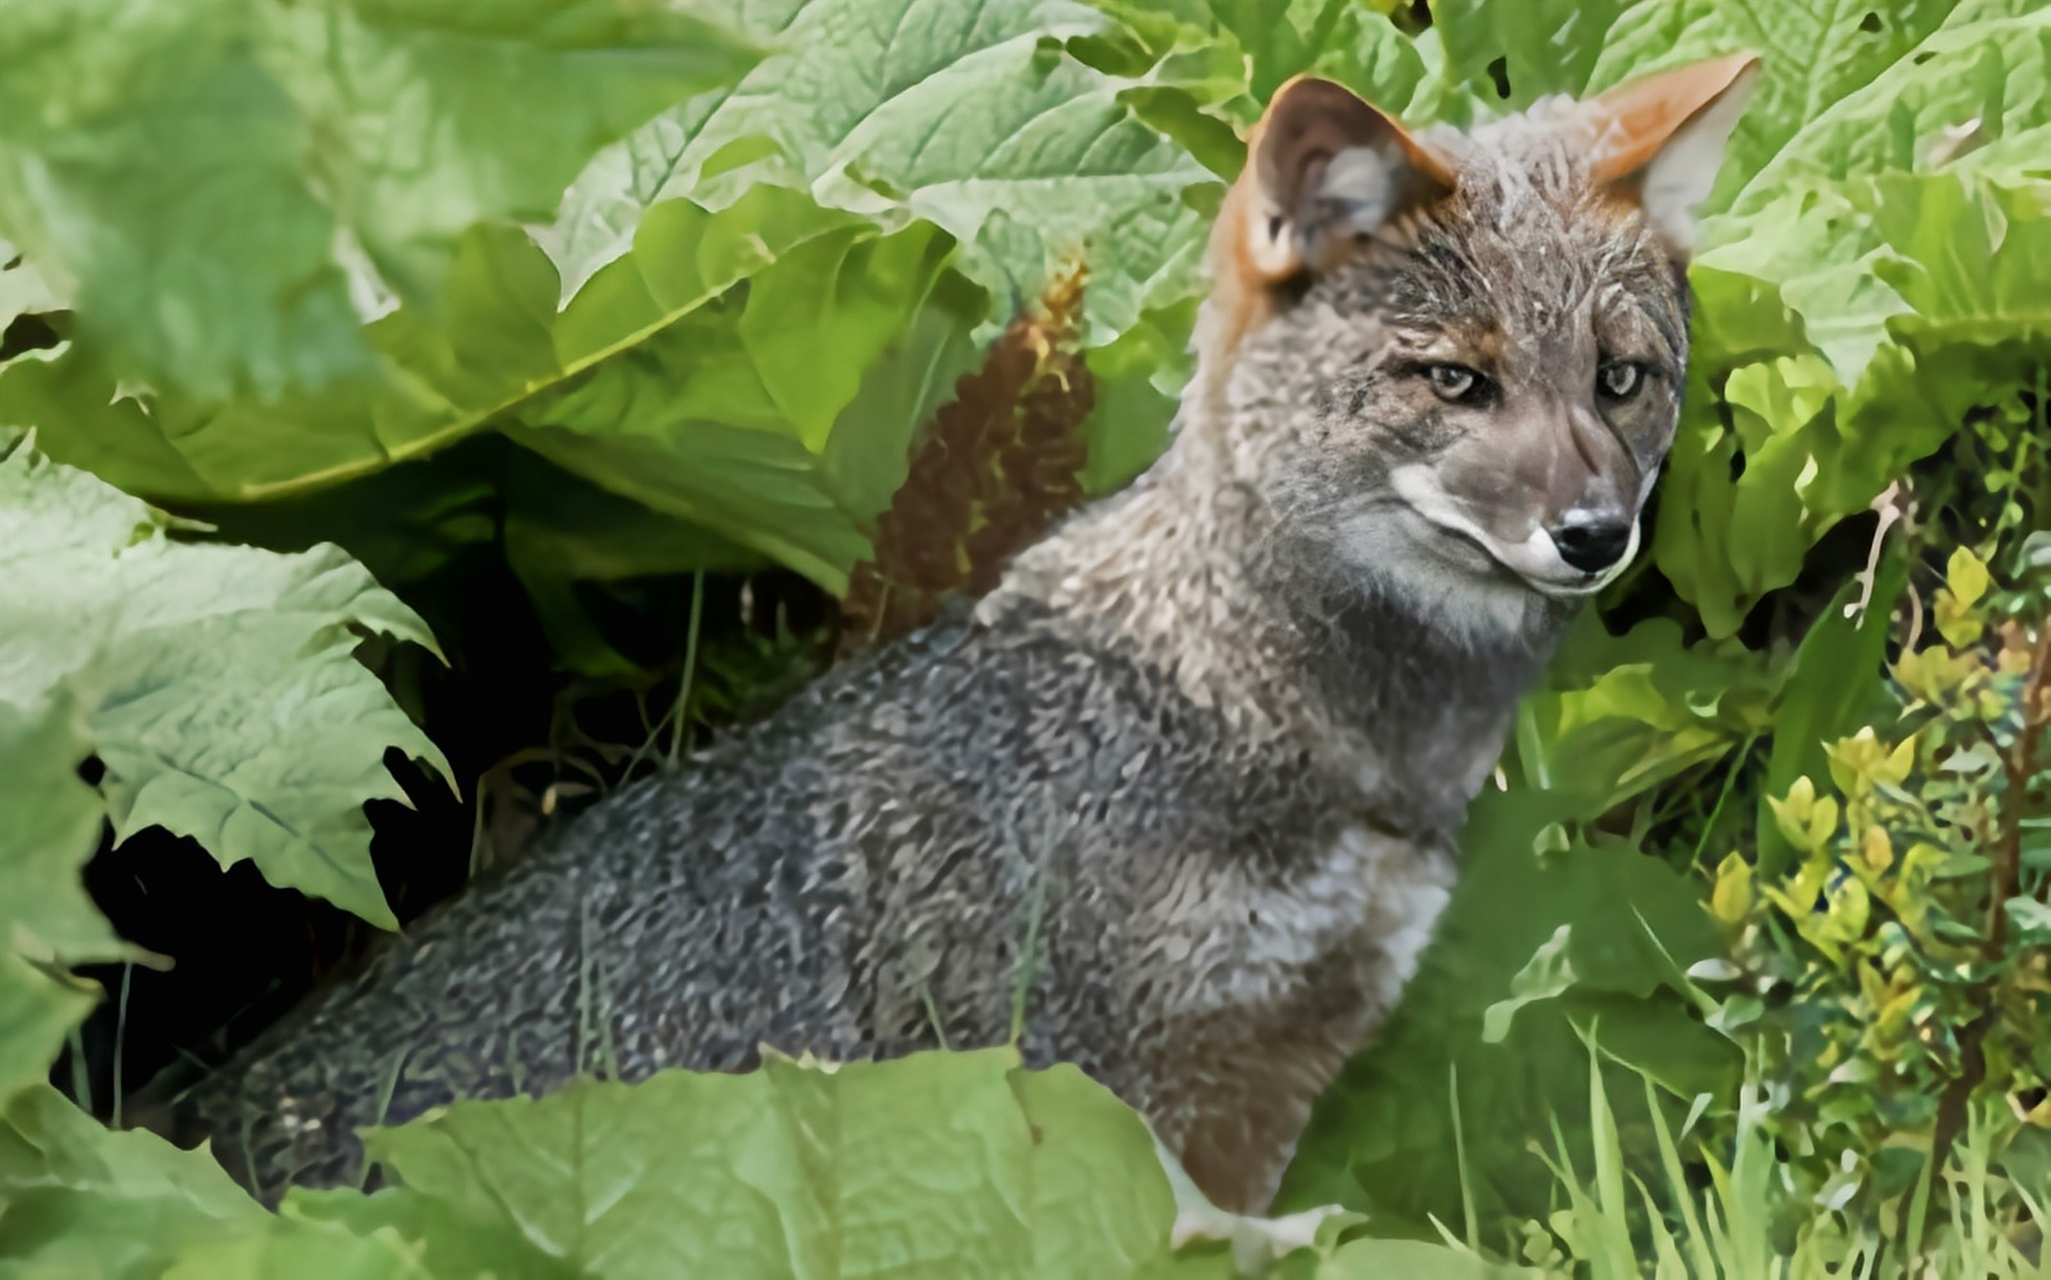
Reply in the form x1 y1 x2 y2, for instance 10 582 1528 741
1203 58 1759 639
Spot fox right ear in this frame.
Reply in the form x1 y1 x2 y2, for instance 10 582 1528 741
1580 52 1762 256
1227 76 1456 285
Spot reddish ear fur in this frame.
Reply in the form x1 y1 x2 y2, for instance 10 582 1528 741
1201 77 1452 382
1578 52 1762 252
1225 76 1454 286
1581 52 1761 184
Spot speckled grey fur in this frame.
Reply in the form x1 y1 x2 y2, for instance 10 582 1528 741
156 90 1702 1214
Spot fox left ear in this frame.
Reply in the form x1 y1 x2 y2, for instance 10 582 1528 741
1198 77 1455 379
1580 52 1762 256
1228 76 1456 285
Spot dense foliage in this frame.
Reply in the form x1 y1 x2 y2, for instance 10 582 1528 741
1 0 2048 1274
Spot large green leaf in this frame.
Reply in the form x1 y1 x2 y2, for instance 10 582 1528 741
1079 298 1196 496
514 217 973 592
1587 0 1969 210
1666 172 2051 634
1643 4 2051 635
0 236 62 337
1076 0 1433 179
1429 0 1637 114
1512 614 1774 808
0 1052 1515 1279
0 0 761 399
0 696 114 1106
346 1047 1519 1278
0 1086 434 1278
351 1048 1194 1279
0 443 444 928
12 186 980 597
0 1086 262 1226
548 0 1215 349
19 188 867 503
1728 1 2051 216
1690 7 2051 386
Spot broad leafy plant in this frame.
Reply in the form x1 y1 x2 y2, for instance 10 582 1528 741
2 0 2048 1274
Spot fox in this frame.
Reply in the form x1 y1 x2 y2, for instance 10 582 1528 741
145 52 1760 1264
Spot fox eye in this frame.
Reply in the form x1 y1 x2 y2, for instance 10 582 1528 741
1424 363 1486 403
1597 360 1647 401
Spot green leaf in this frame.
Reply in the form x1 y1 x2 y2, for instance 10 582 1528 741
0 235 63 335
0 1086 288 1276
1077 0 1432 176
1514 615 1772 804
1730 3 2051 216
1614 7 2051 646
1079 298 1195 495
290 1186 579 1280
359 1047 1206 1279
0 1089 427 1280
40 187 864 505
515 218 966 593
0 0 369 399
1 1053 1512 1279
549 0 1216 349
1755 558 1905 880
0 1085 260 1219
1588 0 1970 211
0 0 762 398
1482 925 1578 1044
2004 897 2051 947
1430 0 1636 113
1117 0 1432 109
0 444 445 927
14 185 981 600
1680 6 2051 388
1318 1235 1533 1278
0 693 118 1105
0 953 96 1117
1855 171 2051 356
1946 546 1991 607
1721 355 1843 600
158 1219 436 1280
0 348 213 504
1276 791 1726 1231
1660 178 2047 638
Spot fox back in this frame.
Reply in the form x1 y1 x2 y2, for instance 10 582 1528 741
150 55 1758 1214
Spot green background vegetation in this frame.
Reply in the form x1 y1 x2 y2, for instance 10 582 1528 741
2 0 2049 1274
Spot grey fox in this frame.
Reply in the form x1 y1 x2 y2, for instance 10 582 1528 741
150 51 1759 1249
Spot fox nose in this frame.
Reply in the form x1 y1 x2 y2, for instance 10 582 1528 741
1549 516 1634 574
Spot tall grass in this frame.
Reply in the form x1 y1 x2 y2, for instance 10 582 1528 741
1494 1047 2051 1279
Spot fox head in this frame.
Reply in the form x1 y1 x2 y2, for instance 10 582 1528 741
1197 55 1759 641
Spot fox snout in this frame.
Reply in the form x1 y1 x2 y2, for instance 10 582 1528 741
1386 400 1660 601
1505 463 1651 594
1548 508 1635 575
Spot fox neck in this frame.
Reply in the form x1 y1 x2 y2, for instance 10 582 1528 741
986 393 1569 829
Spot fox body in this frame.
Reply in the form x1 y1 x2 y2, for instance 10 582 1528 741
156 57 1758 1217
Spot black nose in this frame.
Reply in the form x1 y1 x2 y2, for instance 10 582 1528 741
1549 518 1634 574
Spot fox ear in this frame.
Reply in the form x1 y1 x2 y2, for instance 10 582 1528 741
1226 76 1455 285
1581 52 1762 256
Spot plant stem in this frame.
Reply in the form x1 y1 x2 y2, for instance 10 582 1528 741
666 571 707 770
1991 622 2051 954
1916 618 2051 1252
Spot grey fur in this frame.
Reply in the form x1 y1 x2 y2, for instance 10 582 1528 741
155 94 1698 1215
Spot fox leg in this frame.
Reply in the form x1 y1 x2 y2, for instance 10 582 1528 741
1148 1124 1351 1274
